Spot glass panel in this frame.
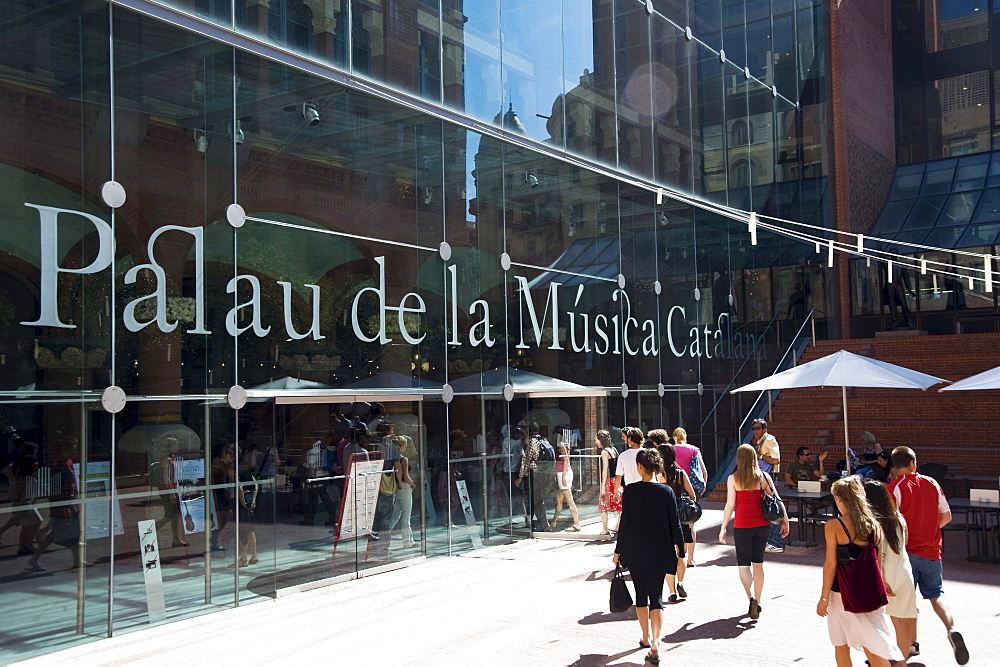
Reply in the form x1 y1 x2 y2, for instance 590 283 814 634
957 222 1000 247
985 153 1000 187
919 160 957 196
500 0 566 146
454 0 501 126
952 154 989 191
901 196 947 230
923 225 969 249
872 199 917 235
112 400 243 631
697 42 726 195
938 191 981 226
113 9 235 396
0 399 110 659
615 0 653 177
925 0 988 53
652 19 693 192
888 165 924 200
927 71 990 159
972 188 1000 222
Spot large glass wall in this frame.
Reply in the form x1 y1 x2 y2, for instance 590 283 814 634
0 0 832 662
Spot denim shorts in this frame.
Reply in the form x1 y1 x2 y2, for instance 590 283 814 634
908 553 944 599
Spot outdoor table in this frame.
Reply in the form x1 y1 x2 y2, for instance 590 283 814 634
949 497 1000 563
778 488 834 547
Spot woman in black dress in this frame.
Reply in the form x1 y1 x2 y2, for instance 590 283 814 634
612 448 686 665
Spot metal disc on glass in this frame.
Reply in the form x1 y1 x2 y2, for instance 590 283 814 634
697 382 704 396
442 383 454 403
227 384 247 409
654 280 661 295
694 287 701 301
617 274 626 289
657 383 665 397
621 383 629 398
500 252 512 271
101 181 127 209
439 241 452 261
503 383 514 402
226 203 246 228
101 385 126 414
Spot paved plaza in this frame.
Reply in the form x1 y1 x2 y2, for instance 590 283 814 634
12 506 997 666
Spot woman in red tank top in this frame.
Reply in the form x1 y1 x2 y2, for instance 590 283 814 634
719 444 789 620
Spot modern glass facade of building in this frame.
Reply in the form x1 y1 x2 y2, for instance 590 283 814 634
0 0 831 660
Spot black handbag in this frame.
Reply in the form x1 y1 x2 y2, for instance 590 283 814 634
677 492 703 525
609 564 633 613
760 476 785 523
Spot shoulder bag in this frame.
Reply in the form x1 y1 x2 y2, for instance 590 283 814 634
609 563 633 613
760 474 785 523
676 490 703 525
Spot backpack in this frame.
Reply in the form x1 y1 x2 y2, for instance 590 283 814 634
535 437 555 462
687 452 706 497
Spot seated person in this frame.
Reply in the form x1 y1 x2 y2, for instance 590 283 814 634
868 451 892 482
782 446 827 486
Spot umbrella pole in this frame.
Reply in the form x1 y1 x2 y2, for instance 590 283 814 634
842 386 850 475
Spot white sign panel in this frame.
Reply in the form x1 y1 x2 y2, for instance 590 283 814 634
336 460 383 541
454 480 483 549
136 520 166 623
73 462 124 540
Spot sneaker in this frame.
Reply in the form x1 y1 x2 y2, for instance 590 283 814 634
667 594 679 603
909 642 920 657
948 630 969 665
765 544 784 553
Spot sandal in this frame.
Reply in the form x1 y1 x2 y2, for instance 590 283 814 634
645 652 660 665
639 640 650 649
248 556 259 565
567 526 581 532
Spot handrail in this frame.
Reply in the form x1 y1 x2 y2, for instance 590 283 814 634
699 309 784 429
705 309 816 490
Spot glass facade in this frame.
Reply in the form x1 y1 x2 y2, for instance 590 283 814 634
0 0 831 660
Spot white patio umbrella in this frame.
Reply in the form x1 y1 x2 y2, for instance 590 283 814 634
938 364 1000 392
732 350 948 473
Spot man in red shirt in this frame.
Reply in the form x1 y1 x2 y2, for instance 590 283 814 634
887 446 969 665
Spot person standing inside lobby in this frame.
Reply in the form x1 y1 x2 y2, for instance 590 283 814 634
749 419 783 553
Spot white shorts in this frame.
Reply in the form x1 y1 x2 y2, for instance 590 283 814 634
826 592 904 661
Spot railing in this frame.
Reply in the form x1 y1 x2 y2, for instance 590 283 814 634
705 309 816 491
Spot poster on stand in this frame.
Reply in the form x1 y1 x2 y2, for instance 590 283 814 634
170 454 218 534
72 461 124 540
335 458 383 541
455 480 484 549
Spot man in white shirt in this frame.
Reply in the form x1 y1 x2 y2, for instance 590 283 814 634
613 427 645 501
749 419 784 553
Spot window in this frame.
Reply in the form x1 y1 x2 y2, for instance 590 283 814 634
925 0 987 53
730 119 751 145
731 159 751 188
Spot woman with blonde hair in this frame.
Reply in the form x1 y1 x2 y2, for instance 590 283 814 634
864 480 916 665
719 444 789 619
671 427 708 566
817 477 902 666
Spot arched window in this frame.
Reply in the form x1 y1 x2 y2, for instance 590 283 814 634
731 119 751 146
731 160 752 188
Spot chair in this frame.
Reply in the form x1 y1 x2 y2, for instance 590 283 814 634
918 463 948 490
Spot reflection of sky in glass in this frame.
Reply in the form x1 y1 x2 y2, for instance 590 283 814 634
939 0 985 20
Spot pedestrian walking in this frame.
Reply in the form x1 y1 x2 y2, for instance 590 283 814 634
656 443 695 602
816 476 903 667
718 444 789 619
864 479 917 664
612 447 685 665
887 446 969 665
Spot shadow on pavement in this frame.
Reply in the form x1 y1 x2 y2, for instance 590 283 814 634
578 609 635 625
568 649 645 666
661 614 757 642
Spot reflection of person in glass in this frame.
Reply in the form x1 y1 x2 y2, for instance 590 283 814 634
233 458 259 568
549 443 580 531
27 443 81 571
882 253 915 329
153 437 187 548
388 435 417 548
1 442 41 555
210 443 235 552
